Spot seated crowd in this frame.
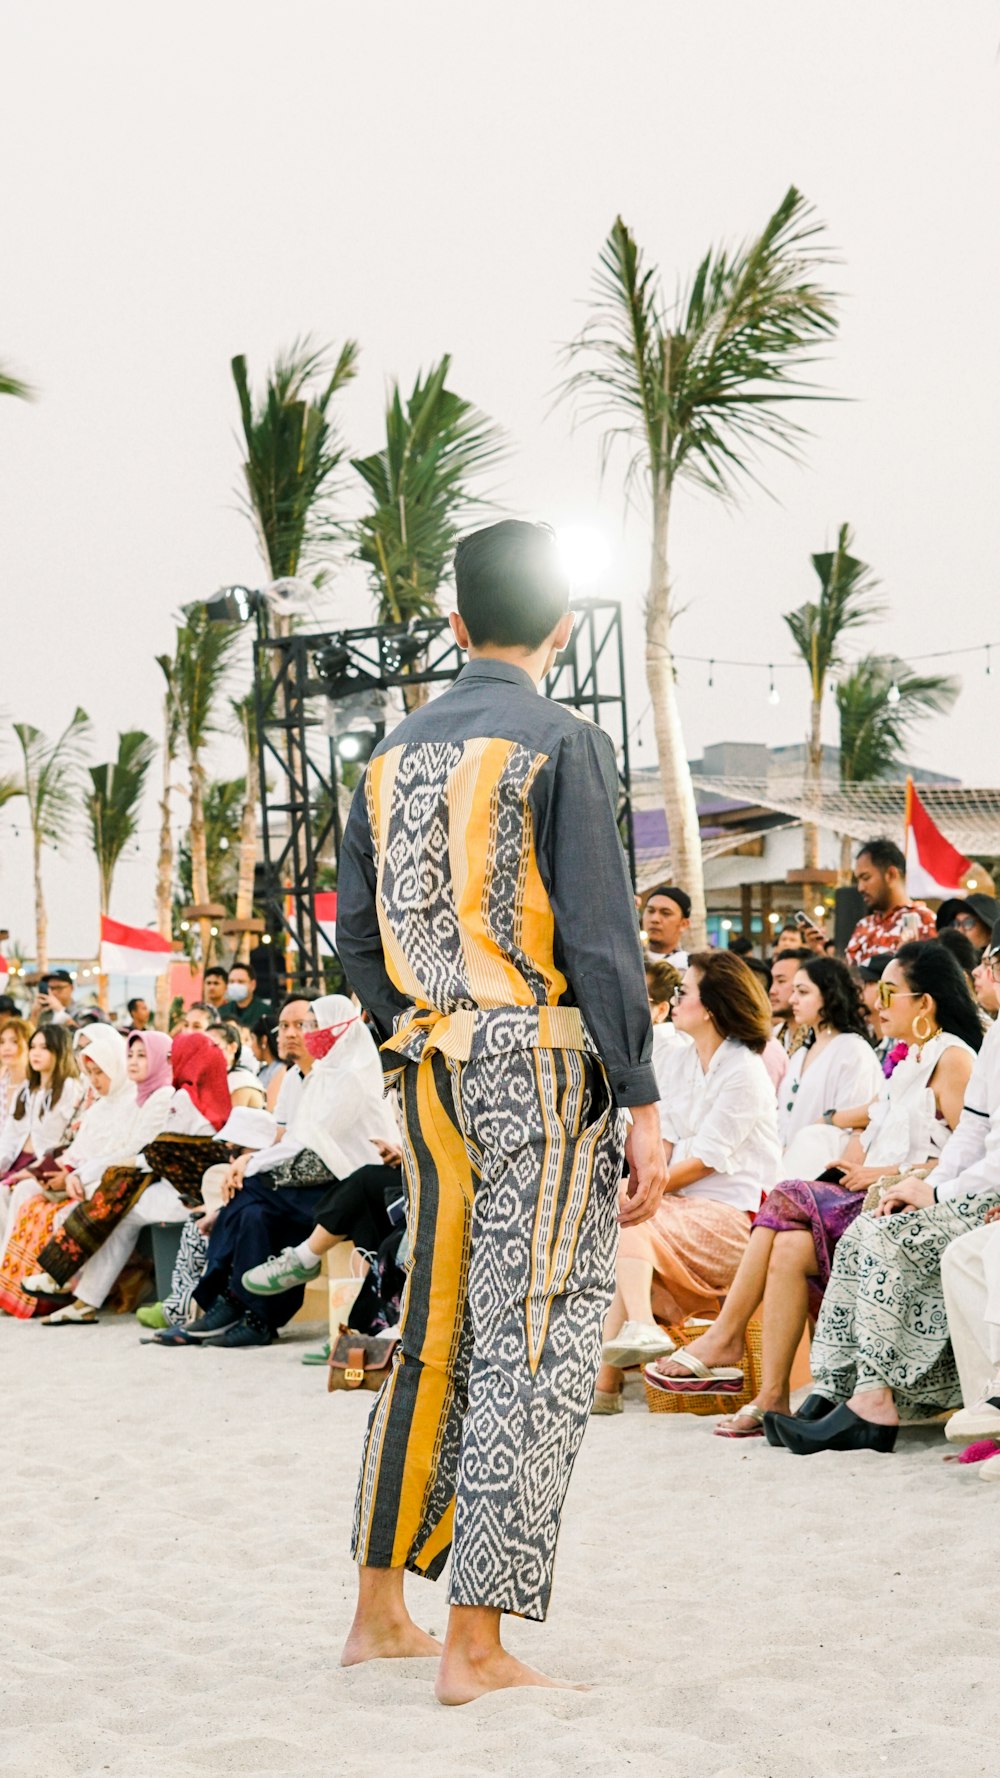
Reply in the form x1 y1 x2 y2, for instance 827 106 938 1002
3 840 1000 1476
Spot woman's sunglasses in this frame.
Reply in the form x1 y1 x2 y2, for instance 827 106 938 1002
877 981 920 1008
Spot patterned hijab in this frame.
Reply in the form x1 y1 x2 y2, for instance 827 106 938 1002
169 1032 232 1131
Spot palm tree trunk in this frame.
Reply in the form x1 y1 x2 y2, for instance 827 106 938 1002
234 708 259 964
189 752 212 967
644 483 706 947
803 691 822 872
33 835 48 972
97 875 110 1012
155 720 175 1031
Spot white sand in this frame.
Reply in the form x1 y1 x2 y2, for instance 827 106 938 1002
3 1318 997 1778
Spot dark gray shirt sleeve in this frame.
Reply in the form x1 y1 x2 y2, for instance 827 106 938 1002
335 773 411 1044
532 723 657 1107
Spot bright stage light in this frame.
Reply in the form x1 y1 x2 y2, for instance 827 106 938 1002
555 525 611 590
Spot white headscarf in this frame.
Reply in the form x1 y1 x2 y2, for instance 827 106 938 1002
65 1025 138 1166
282 994 397 1180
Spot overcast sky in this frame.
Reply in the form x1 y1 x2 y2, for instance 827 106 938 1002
2 1 999 959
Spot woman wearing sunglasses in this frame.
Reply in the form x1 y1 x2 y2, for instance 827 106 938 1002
647 939 981 1435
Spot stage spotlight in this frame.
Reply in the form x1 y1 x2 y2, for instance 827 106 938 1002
337 730 378 765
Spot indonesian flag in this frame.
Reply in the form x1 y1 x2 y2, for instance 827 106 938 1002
282 891 337 951
0 955 7 977
904 778 972 899
99 915 174 978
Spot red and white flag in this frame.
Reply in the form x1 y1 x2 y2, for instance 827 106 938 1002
283 892 337 951
904 778 972 899
99 916 174 978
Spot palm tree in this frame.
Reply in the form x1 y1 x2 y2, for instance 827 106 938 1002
232 336 360 613
230 688 260 963
353 353 506 618
175 777 246 929
172 610 242 964
12 709 91 969
563 188 839 942
783 525 885 871
87 730 157 917
835 655 960 872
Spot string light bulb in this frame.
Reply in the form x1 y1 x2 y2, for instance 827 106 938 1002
887 680 901 705
768 666 780 706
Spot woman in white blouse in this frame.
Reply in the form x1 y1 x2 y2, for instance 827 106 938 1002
646 947 979 1435
0 1026 81 1238
595 952 779 1407
777 957 884 1175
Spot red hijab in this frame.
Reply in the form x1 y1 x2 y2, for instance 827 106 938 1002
170 1032 231 1131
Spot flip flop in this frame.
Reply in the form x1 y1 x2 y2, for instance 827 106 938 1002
714 1403 765 1439
644 1348 745 1394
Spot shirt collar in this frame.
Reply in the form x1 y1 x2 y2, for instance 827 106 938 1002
455 659 539 694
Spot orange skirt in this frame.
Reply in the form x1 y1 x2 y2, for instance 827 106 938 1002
619 1193 752 1325
0 1191 68 1318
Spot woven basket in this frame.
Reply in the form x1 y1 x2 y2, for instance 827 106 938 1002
644 1318 763 1416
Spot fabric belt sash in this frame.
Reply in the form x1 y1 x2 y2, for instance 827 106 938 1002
382 1003 595 1067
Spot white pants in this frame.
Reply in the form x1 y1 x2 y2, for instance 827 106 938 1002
940 1223 1000 1406
76 1179 187 1309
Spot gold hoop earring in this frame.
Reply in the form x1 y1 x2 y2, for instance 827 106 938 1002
912 1011 937 1044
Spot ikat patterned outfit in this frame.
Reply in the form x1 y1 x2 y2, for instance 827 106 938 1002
337 658 654 1619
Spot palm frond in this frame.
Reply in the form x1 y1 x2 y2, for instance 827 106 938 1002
783 524 886 695
12 707 92 848
352 355 507 623
232 336 360 581
836 655 960 782
562 187 839 503
0 365 34 401
171 610 242 758
87 730 157 911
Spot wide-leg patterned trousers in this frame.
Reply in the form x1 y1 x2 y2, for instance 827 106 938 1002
351 1045 623 1622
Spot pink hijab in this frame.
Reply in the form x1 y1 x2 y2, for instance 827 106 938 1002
128 1029 173 1106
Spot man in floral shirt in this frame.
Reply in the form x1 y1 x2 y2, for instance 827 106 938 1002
845 837 937 966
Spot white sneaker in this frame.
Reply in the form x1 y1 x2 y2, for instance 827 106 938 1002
601 1320 676 1370
945 1396 1000 1441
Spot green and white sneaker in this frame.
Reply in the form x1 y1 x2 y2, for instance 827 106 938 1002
242 1247 322 1296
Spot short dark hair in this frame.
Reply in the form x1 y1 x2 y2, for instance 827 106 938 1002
645 959 682 1003
207 1020 242 1056
0 995 19 1017
278 994 316 1014
729 935 753 956
203 966 228 984
936 926 980 980
455 520 569 650
126 997 147 1015
687 951 773 1054
227 962 255 981
773 947 814 966
856 836 907 876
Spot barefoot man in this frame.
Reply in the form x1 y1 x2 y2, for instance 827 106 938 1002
336 519 667 1704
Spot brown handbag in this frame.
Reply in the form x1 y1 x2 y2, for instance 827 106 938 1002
327 1324 399 1393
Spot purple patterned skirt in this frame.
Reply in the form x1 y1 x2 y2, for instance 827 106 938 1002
752 1178 865 1322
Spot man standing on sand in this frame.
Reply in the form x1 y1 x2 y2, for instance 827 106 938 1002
336 519 667 1706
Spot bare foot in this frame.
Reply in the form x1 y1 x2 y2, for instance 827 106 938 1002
340 1617 443 1667
651 1329 743 1378
435 1646 586 1706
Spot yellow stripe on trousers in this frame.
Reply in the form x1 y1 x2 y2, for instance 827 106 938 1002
353 1055 474 1571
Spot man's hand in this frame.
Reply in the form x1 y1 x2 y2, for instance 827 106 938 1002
221 1151 251 1204
984 1204 1000 1226
620 1106 669 1227
873 1174 934 1217
192 1207 219 1236
64 1172 85 1201
373 1137 403 1168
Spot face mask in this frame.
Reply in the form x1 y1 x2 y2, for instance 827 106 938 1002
229 981 252 1003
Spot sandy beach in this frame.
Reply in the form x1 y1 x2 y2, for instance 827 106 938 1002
2 1316 996 1778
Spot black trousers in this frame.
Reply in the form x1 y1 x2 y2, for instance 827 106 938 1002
193 1177 330 1330
314 1163 398 1250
